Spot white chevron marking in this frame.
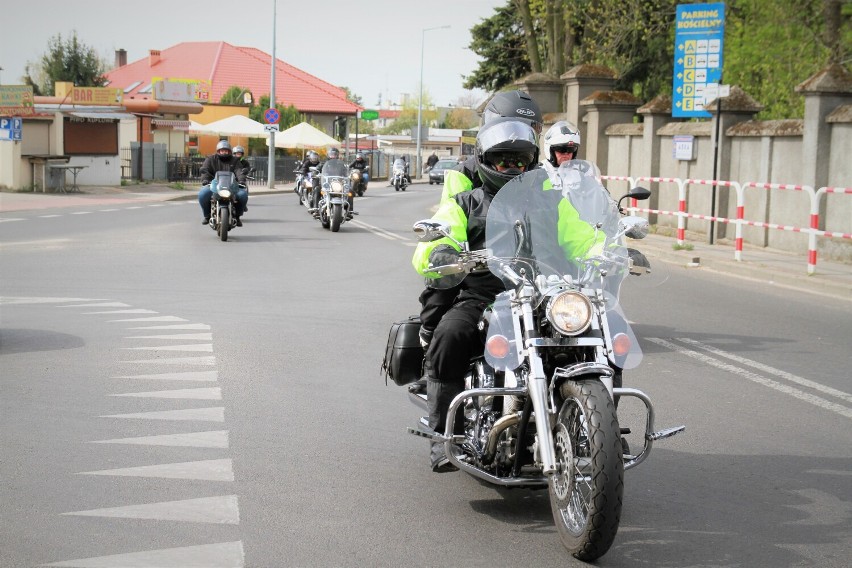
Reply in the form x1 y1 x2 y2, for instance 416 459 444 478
122 343 213 352
121 356 216 365
44 540 244 567
90 430 229 448
62 495 239 524
78 458 233 481
109 387 221 400
100 407 224 422
113 370 218 381
126 333 213 340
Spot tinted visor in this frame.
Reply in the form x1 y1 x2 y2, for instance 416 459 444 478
478 120 538 154
551 143 578 154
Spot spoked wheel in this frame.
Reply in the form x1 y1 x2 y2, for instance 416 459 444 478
549 379 623 562
218 208 230 242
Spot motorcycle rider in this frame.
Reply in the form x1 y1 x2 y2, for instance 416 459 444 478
348 151 370 184
411 118 602 472
198 140 248 226
300 151 321 208
411 90 544 395
233 145 251 211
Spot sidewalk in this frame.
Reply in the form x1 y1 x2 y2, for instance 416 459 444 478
2 182 849 302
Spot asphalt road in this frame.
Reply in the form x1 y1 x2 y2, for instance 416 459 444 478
1 182 850 568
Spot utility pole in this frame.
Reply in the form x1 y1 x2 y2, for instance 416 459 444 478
267 0 277 188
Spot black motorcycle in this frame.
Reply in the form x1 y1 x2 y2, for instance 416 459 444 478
206 171 243 242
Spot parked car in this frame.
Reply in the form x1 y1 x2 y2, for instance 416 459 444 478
427 159 458 185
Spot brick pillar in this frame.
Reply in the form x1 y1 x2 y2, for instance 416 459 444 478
637 95 678 224
560 65 617 156
580 91 642 174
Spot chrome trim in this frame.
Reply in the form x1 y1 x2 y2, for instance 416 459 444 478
527 337 604 347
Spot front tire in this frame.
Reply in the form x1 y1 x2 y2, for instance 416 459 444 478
330 203 342 232
394 178 400 191
218 207 230 242
549 379 623 562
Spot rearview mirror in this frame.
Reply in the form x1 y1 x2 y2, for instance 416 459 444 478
413 219 451 242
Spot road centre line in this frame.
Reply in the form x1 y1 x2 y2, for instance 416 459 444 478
646 337 852 420
677 337 852 404
350 219 411 242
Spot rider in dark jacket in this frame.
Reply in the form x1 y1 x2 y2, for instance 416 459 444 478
198 140 248 226
413 91 544 393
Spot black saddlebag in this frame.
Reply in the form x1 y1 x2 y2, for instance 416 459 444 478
381 316 424 386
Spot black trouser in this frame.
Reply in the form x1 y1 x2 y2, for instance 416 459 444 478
418 286 460 341
425 298 487 434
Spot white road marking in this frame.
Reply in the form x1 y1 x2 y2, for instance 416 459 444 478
38 214 63 218
70 211 91 215
78 459 234 481
108 315 188 322
122 343 213 352
113 370 218 381
83 309 158 315
126 333 213 340
125 206 143 210
62 495 240 524
125 323 211 330
350 219 411 242
100 407 225 421
59 302 131 308
91 430 229 448
0 217 25 222
109 387 221 400
647 337 852 420
121 355 216 365
44 540 245 567
0 238 71 247
0 296 103 304
97 208 119 212
677 337 852 404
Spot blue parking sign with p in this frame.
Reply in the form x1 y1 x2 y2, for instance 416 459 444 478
0 117 23 141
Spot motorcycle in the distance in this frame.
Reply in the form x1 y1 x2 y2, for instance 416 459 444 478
382 161 684 561
296 166 321 211
349 165 370 197
206 171 244 242
314 158 354 232
391 158 409 191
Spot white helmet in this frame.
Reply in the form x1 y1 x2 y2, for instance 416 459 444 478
542 121 581 167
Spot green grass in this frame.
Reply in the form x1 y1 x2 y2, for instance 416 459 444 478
673 243 694 251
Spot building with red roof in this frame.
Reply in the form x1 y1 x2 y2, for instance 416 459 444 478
105 41 360 136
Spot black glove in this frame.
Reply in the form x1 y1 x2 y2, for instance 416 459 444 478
428 245 461 268
419 327 433 348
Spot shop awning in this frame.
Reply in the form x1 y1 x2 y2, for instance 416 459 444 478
69 111 136 120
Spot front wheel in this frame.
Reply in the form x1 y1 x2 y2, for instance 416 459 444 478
218 207 230 242
394 178 400 191
549 379 623 562
330 203 343 232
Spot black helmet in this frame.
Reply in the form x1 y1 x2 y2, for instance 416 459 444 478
475 118 539 191
482 90 543 134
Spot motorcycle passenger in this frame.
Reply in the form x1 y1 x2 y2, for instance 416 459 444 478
411 118 602 473
198 140 248 226
233 145 251 211
541 120 581 175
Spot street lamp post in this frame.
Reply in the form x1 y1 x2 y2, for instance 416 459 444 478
416 25 450 180
267 0 277 189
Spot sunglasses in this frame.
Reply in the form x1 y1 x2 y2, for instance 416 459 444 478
487 152 536 169
551 144 577 154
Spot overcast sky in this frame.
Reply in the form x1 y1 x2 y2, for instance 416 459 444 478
2 0 506 108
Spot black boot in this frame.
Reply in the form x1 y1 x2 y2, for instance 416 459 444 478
427 378 462 473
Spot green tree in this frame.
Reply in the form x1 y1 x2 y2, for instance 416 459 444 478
24 32 107 96
463 4 530 92
340 86 363 106
442 107 479 129
379 90 438 135
219 86 254 106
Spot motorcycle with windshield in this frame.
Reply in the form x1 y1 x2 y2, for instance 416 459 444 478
206 171 244 242
296 166 321 211
385 161 684 561
314 158 354 232
391 158 409 191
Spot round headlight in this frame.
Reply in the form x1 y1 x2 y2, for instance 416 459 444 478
331 180 343 192
546 291 593 335
217 189 232 199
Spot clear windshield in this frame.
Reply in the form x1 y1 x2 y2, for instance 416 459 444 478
322 159 348 177
484 160 642 369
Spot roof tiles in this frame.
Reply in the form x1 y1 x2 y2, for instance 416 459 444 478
105 42 360 114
